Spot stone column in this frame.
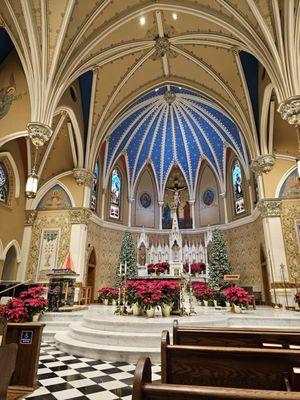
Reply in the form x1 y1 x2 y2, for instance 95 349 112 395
247 180 254 213
128 197 134 227
73 168 95 208
188 199 195 229
101 189 107 220
158 201 164 230
220 192 228 224
18 210 38 282
69 208 92 283
258 199 291 305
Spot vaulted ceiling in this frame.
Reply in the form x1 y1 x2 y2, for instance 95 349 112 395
0 0 299 174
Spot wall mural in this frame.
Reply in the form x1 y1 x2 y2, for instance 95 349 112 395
163 167 192 229
279 169 300 199
202 188 215 207
37 184 72 211
37 229 60 281
0 73 24 120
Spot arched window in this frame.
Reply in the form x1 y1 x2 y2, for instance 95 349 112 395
0 162 9 204
110 168 121 219
231 158 245 215
91 161 99 211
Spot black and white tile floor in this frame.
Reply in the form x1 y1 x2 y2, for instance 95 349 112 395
26 342 161 400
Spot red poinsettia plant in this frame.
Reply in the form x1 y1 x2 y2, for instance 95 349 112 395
223 286 251 306
147 262 170 275
135 282 163 309
0 286 47 323
193 282 215 301
147 264 156 274
98 287 118 302
190 262 205 275
295 292 300 305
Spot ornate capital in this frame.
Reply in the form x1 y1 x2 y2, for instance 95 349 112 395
69 208 92 224
25 210 38 225
27 122 52 147
128 197 135 203
257 198 282 218
152 36 176 60
158 201 164 207
73 168 94 187
220 192 226 199
251 154 275 175
278 96 300 125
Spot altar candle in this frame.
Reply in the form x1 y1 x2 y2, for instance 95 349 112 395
125 261 127 275
119 263 122 275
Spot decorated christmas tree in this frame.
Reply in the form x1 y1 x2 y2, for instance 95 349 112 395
208 228 232 290
115 230 137 286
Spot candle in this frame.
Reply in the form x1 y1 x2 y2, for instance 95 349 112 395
119 263 122 275
125 261 127 275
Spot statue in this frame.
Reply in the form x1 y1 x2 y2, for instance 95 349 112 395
166 186 186 208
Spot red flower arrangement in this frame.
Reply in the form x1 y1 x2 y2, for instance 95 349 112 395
193 282 215 301
126 280 180 308
223 286 251 306
0 286 47 323
98 287 118 302
147 262 170 275
295 292 300 305
190 262 205 275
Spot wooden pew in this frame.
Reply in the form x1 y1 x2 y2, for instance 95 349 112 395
133 357 300 400
161 331 300 391
0 319 7 347
173 320 300 349
0 343 18 400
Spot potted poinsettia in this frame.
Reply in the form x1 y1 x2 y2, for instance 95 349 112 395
98 287 113 305
193 283 216 306
19 286 48 321
223 286 251 313
135 282 162 318
147 264 156 276
157 280 180 316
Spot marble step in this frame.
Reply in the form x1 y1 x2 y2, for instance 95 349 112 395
69 322 165 348
55 331 161 363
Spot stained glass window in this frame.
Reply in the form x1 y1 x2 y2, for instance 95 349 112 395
110 168 121 219
231 158 245 214
0 162 9 204
90 161 99 211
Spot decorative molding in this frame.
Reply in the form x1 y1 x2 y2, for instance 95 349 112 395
251 154 275 175
27 122 53 147
257 198 282 218
73 168 95 187
25 210 38 225
69 208 92 224
163 90 176 105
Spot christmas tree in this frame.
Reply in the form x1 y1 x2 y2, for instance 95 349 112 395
208 228 232 290
115 230 137 286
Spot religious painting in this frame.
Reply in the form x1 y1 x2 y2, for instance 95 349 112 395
163 166 192 229
91 161 99 211
140 192 152 208
279 169 300 199
0 162 9 204
110 168 121 219
0 73 24 120
231 159 245 215
202 188 215 207
37 184 72 211
37 229 60 281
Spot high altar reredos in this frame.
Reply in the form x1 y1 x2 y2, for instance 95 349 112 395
137 206 211 277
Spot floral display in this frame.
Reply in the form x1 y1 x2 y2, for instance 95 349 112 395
183 262 206 275
147 262 170 275
295 292 300 305
223 286 251 306
193 282 216 301
125 279 180 310
98 287 118 303
0 286 47 323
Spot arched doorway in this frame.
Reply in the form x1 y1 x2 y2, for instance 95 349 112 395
260 245 271 305
2 246 18 281
87 249 96 302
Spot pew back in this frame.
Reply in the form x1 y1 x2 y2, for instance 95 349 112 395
133 357 300 400
173 320 300 349
161 331 300 391
0 343 18 400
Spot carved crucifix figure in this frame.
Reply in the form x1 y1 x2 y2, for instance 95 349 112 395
166 186 186 209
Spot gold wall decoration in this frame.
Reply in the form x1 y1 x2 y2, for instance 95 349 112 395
69 208 92 224
258 198 282 218
0 73 25 120
25 210 37 225
25 211 71 281
281 199 300 278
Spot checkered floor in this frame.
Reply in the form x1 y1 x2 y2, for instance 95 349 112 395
26 342 161 400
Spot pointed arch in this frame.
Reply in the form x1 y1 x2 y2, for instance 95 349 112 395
3 240 21 263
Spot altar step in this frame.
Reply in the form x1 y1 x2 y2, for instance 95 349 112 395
55 331 161 363
41 310 86 340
